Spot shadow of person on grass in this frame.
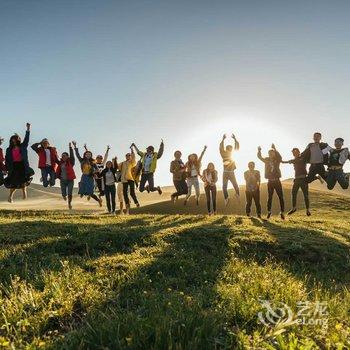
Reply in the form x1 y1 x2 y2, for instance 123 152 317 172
237 217 350 289
51 217 233 349
0 215 200 286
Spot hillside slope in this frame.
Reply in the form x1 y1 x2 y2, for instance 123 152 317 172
0 208 349 349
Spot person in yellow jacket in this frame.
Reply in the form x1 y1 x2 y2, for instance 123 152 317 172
132 140 164 195
117 147 140 214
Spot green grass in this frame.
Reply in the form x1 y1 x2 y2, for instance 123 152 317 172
0 207 349 349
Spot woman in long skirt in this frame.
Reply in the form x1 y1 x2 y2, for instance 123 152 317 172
4 123 34 202
72 141 102 206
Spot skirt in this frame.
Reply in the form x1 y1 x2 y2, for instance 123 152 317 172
78 174 95 196
4 162 34 189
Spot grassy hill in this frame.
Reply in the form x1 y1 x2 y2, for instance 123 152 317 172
0 196 349 348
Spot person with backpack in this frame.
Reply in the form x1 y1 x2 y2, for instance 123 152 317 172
132 140 164 195
257 143 285 219
31 138 59 187
56 143 76 210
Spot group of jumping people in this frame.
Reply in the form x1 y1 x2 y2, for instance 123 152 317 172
0 124 349 218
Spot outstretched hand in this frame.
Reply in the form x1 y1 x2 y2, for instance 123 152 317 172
72 141 77 147
69 142 72 148
231 133 236 140
204 145 208 150
26 123 31 131
107 145 110 151
258 146 262 152
271 143 276 150
222 134 226 140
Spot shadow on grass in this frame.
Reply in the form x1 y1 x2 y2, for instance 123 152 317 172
51 217 234 349
0 216 200 286
236 217 350 288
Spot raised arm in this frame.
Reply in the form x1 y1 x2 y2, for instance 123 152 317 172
102 145 110 165
131 143 143 157
198 145 207 163
232 134 240 151
69 143 75 166
22 123 31 148
72 141 83 163
31 142 41 153
257 147 265 163
219 135 225 156
157 139 164 159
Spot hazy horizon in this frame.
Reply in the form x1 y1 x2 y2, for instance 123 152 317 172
1 0 350 186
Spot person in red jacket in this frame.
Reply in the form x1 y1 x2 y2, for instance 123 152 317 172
56 143 76 209
0 136 6 186
31 138 59 187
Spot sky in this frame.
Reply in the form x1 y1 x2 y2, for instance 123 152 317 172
1 0 350 186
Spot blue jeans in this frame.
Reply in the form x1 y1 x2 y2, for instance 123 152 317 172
60 179 74 197
41 166 56 187
327 169 349 190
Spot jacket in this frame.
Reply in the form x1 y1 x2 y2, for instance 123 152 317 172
219 139 239 171
5 131 34 177
170 159 186 181
31 143 59 170
137 141 164 173
119 153 137 183
301 142 329 164
257 149 282 180
56 147 76 181
202 169 218 187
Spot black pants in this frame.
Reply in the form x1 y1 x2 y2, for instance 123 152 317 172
139 173 157 192
172 179 188 197
245 189 261 215
204 185 217 213
123 180 139 206
105 184 116 212
292 178 309 209
307 163 326 183
96 178 105 196
267 180 284 212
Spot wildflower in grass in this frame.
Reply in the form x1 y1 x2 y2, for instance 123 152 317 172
167 288 172 292
179 291 184 296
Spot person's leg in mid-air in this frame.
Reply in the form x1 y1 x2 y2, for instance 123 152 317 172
49 168 56 187
184 178 193 204
288 179 300 215
228 172 240 196
139 173 147 192
128 180 139 206
222 172 229 205
110 185 116 213
335 170 349 189
41 167 50 187
274 180 285 219
326 170 337 190
194 178 200 205
300 180 310 215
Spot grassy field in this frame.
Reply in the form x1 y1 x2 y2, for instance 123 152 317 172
0 193 349 349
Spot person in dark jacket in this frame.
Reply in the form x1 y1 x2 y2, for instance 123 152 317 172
244 162 261 218
282 148 312 216
257 144 285 219
100 159 120 214
4 123 34 202
325 138 350 190
301 132 329 183
56 143 76 209
170 150 188 203
0 136 6 186
31 138 59 187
